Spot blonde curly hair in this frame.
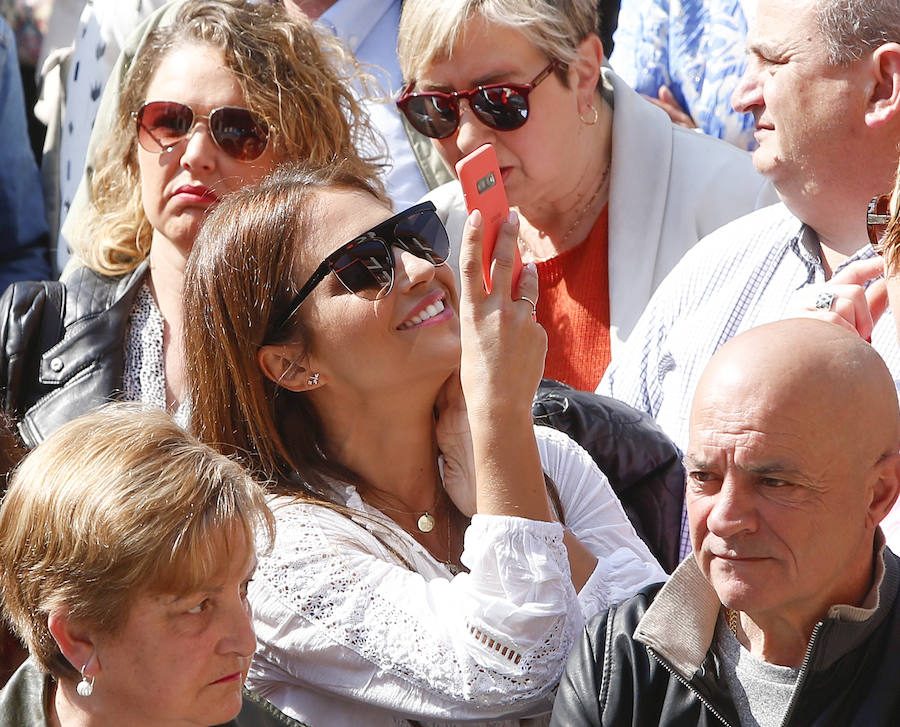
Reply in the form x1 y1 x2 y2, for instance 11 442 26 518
76 0 384 276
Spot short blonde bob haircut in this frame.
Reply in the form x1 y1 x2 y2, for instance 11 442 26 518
76 0 383 277
0 403 275 681
397 0 599 86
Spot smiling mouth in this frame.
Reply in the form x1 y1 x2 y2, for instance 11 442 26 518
398 298 446 330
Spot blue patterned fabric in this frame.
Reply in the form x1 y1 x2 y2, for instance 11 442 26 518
0 16 50 291
610 0 757 150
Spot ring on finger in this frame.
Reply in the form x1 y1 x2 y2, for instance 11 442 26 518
814 291 836 311
517 295 538 318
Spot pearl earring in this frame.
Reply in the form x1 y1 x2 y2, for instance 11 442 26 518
307 373 319 386
76 664 94 697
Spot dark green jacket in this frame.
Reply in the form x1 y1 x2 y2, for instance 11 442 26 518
0 658 308 727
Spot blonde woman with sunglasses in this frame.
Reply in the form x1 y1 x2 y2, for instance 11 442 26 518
396 0 777 392
183 161 665 726
0 0 380 447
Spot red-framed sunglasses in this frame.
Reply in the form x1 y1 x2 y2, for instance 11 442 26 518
396 61 558 140
133 101 270 162
868 194 892 248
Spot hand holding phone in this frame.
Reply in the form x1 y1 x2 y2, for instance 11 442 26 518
455 144 523 293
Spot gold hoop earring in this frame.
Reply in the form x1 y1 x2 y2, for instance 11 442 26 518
579 104 599 126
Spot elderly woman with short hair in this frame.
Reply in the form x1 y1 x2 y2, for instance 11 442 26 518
0 404 299 727
396 0 775 390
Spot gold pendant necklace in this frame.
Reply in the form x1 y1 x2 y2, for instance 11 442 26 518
416 512 436 533
376 485 442 533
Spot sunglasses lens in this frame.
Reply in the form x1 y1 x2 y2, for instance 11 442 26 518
473 86 529 131
869 195 892 247
137 101 194 151
332 238 394 300
393 209 450 265
399 94 460 139
209 107 269 161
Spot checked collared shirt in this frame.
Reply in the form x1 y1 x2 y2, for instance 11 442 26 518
598 202 900 558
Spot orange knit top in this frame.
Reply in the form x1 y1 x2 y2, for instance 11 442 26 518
534 205 611 391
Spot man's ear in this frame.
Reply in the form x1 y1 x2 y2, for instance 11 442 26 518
257 344 321 392
865 43 900 127
866 452 900 528
47 609 98 678
571 33 605 112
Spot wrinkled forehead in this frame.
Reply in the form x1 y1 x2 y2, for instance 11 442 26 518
750 0 820 45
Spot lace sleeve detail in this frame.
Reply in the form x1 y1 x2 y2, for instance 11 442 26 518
533 426 667 619
248 499 580 719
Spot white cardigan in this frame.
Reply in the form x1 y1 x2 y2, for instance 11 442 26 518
425 67 778 352
246 426 665 727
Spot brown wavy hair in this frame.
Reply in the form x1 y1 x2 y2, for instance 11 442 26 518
184 161 387 496
76 0 384 276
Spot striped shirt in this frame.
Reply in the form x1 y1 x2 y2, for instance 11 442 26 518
598 202 900 557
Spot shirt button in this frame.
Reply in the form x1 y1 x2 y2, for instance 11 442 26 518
50 357 64 372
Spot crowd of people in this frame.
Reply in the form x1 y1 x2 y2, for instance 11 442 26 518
0 0 898 725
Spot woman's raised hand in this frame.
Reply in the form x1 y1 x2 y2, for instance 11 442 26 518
788 256 887 340
457 209 547 418
456 208 551 520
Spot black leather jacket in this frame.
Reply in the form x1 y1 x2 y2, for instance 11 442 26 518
0 262 145 447
550 545 900 726
0 658 308 726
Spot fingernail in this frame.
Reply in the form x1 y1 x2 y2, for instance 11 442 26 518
526 262 537 274
468 209 482 226
506 209 518 225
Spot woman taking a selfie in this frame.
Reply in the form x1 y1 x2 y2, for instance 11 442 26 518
183 161 665 725
0 404 292 727
0 0 377 447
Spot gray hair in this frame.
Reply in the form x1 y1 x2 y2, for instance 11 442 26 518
398 0 599 84
815 0 900 65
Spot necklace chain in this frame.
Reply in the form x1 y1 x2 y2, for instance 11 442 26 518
366 480 464 571
375 486 442 533
518 158 612 263
560 158 612 246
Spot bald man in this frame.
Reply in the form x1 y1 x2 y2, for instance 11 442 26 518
551 319 900 726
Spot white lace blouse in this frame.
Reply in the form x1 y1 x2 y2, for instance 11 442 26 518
246 426 666 726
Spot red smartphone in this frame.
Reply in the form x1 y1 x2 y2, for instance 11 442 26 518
455 143 523 293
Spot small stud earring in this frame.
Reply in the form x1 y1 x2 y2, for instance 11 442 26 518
76 664 94 697
307 373 319 386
